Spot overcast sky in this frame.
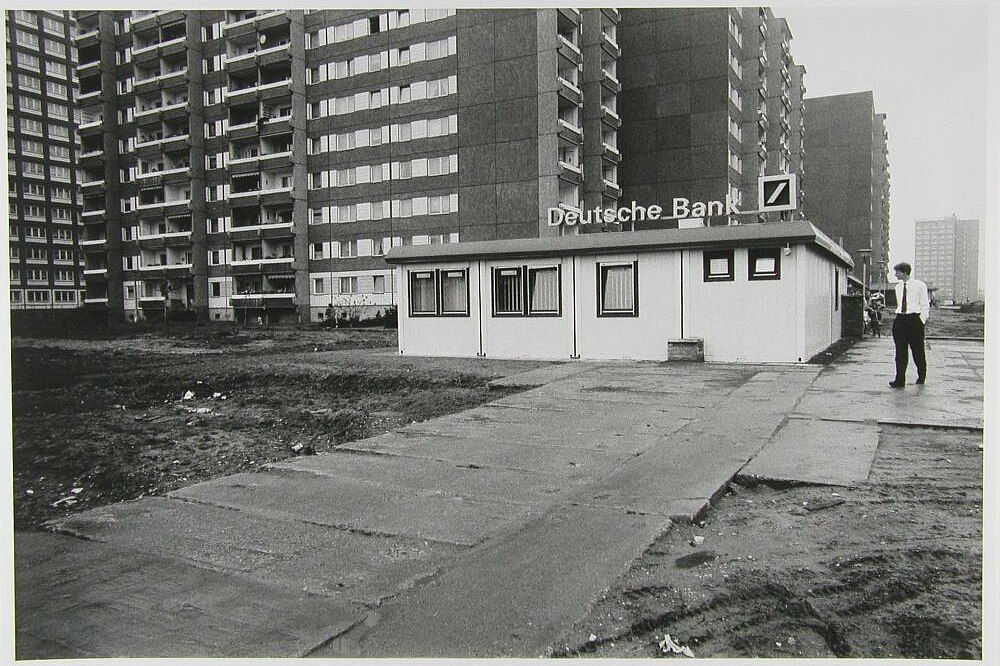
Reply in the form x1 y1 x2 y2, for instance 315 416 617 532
773 3 989 286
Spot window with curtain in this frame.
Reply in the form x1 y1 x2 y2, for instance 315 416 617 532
528 266 560 315
441 270 468 314
599 262 637 316
409 271 436 315
493 267 522 316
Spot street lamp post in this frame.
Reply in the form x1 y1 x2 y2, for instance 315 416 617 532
858 248 872 293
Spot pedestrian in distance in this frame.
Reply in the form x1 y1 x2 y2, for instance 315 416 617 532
866 292 883 337
889 262 929 388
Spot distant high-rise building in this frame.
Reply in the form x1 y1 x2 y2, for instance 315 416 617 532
617 7 804 229
802 91 891 283
914 215 980 304
6 9 84 311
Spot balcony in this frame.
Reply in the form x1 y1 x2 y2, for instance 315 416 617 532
138 229 193 242
601 32 621 58
601 68 621 94
83 297 110 305
557 118 583 142
80 178 106 191
602 143 621 163
230 256 295 267
601 105 622 129
557 76 582 104
228 220 294 237
79 237 108 246
557 34 582 65
131 35 186 58
83 268 108 276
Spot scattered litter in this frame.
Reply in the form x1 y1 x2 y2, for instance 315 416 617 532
831 493 841 497
212 392 222 399
291 443 304 452
52 496 78 507
588 634 598 642
182 390 195 400
804 498 845 512
221 395 227 400
658 634 695 657
172 459 180 464
690 535 705 546
70 487 83 494
193 407 212 414
25 489 34 495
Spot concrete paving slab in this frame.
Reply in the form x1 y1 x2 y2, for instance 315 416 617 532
487 361 596 388
14 531 362 659
348 503 671 658
171 468 541 547
45 496 464 604
271 450 577 503
573 369 819 521
738 417 880 486
342 431 652 477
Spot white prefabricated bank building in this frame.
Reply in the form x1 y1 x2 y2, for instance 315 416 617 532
384 220 853 363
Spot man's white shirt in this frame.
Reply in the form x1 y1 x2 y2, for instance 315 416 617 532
895 278 930 324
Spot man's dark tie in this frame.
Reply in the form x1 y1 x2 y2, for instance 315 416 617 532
901 283 908 313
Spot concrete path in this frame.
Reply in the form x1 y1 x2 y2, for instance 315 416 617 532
15 336 983 658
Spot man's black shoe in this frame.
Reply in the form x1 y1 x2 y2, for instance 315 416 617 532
889 380 905 388
915 378 925 385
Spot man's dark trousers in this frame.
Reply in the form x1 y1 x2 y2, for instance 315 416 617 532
892 313 926 383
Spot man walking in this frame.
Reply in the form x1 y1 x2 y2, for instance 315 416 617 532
889 261 929 388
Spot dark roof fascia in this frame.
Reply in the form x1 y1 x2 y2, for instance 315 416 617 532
385 221 854 270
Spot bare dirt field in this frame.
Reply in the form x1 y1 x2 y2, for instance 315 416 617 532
9 308 985 658
11 326 546 530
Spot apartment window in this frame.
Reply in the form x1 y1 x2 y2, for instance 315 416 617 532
11 291 23 304
397 85 411 104
49 125 70 140
339 276 359 294
337 205 357 223
46 81 68 98
20 96 42 113
426 37 450 60
748 248 781 280
18 74 41 90
52 228 73 242
49 144 70 160
703 250 735 282
22 161 45 178
313 278 326 294
24 183 46 198
52 249 73 262
427 76 452 98
42 16 62 34
397 47 410 66
16 30 40 48
598 262 638 317
47 102 68 118
311 242 326 259
17 53 41 71
44 39 66 57
339 240 358 258
27 290 51 303
428 194 453 215
493 267 522 316
373 275 386 293
54 291 76 303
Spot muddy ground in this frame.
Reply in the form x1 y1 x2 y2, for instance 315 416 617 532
9 309 984 658
556 307 985 660
11 327 546 529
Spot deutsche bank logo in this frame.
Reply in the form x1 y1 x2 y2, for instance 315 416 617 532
758 174 798 213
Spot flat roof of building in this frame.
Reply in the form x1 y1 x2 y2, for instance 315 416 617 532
385 220 854 269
